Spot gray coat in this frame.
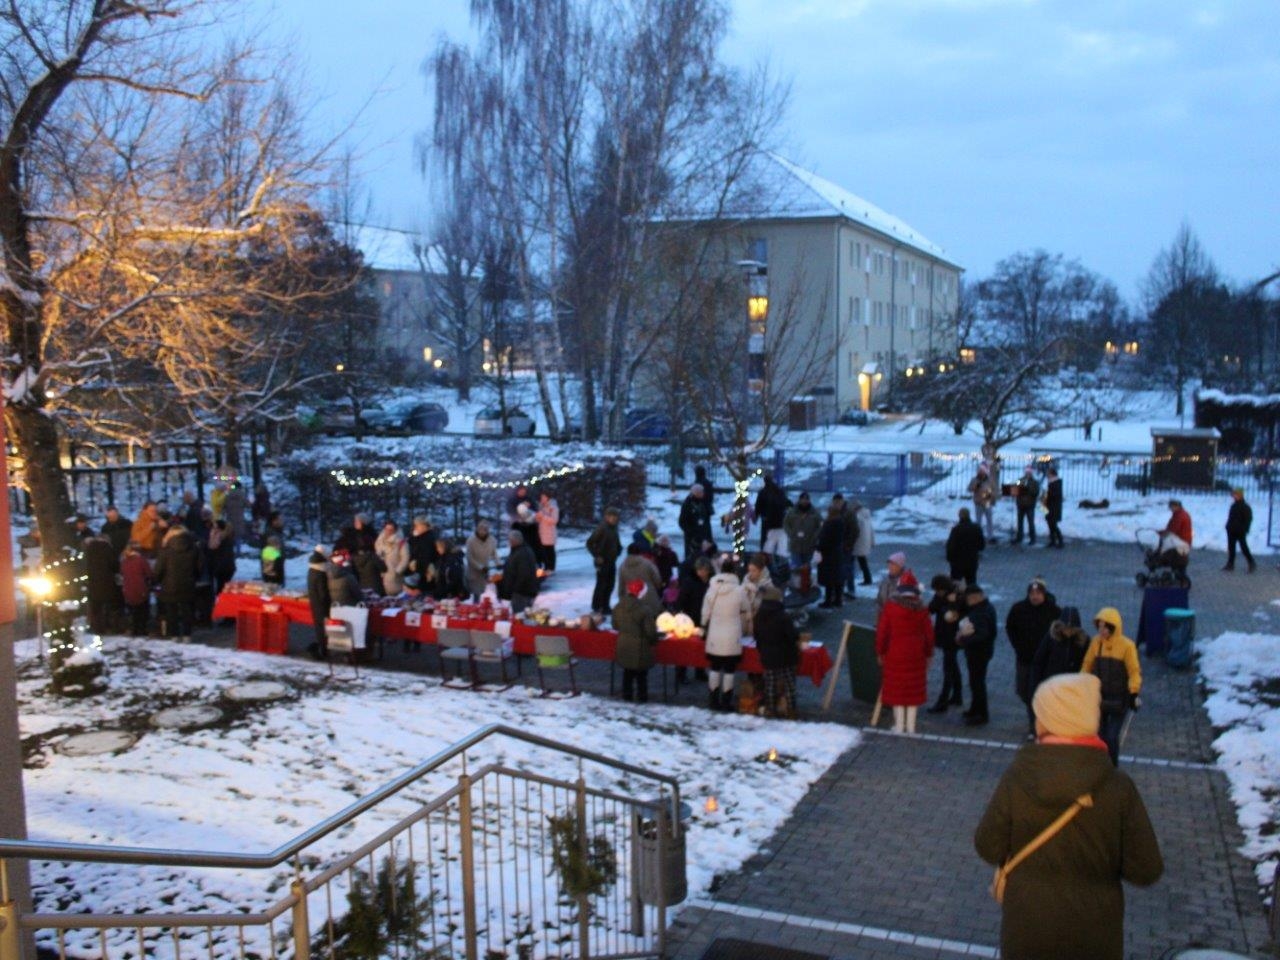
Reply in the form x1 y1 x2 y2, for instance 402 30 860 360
465 532 498 597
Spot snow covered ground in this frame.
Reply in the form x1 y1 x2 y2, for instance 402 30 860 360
15 635 858 947
1199 631 1280 899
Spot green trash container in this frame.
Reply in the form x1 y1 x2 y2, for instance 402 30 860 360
845 622 881 705
1165 608 1195 669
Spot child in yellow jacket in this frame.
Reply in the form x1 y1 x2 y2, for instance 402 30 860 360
1082 606 1142 765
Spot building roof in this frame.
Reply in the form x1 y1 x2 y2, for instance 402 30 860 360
335 223 445 274
713 153 960 270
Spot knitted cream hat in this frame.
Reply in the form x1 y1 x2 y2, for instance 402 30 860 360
1033 673 1101 738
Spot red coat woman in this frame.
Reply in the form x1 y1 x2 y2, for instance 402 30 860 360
875 570 935 733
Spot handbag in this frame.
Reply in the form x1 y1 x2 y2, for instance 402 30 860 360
990 793 1093 904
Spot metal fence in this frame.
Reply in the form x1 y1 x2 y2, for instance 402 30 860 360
0 725 682 960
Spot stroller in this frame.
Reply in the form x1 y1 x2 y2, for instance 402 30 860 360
1134 529 1191 589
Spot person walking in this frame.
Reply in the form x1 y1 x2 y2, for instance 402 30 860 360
586 507 623 614
678 484 714 560
851 499 874 586
974 672 1163 960
1043 465 1064 548
958 582 997 726
816 502 847 609
701 557 750 711
968 463 997 540
945 507 985 587
306 547 331 660
1012 465 1040 545
1005 578 1061 737
1030 606 1089 692
535 491 560 572
753 585 800 718
754 474 791 555
926 575 964 713
1224 487 1256 572
1081 607 1142 765
464 521 499 602
875 571 935 734
613 579 661 703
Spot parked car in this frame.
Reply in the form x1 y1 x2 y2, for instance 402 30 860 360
474 406 536 437
623 408 671 441
839 408 871 426
363 402 450 434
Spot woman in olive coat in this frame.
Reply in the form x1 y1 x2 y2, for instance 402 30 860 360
613 580 661 703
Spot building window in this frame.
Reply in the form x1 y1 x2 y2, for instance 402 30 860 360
748 237 768 265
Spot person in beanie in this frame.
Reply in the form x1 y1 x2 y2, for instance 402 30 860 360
1223 487 1255 572
875 570 935 734
678 484 714 561
1082 607 1142 765
1005 578 1061 738
1030 606 1089 692
958 583 997 725
926 575 964 713
613 578 661 703
496 530 539 614
701 557 750 711
815 502 847 608
875 552 908 623
968 462 996 540
975 673 1163 960
945 507 985 587
753 584 801 718
306 547 331 660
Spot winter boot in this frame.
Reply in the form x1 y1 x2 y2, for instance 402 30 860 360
925 696 949 714
709 688 721 711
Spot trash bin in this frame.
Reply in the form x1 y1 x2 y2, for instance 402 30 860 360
1165 608 1195 669
634 804 688 907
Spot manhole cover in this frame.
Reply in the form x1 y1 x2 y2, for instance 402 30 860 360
151 705 224 730
58 731 139 757
224 681 289 702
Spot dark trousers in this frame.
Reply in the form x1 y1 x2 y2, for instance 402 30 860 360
822 582 843 606
1226 533 1254 568
950 564 977 589
592 562 616 613
1015 660 1036 732
87 598 113 636
938 647 963 704
1015 505 1036 543
856 555 873 584
1046 514 1063 546
964 649 990 720
1099 708 1128 765
764 666 798 716
621 668 649 703
842 550 855 592
128 602 150 637
164 600 193 638
540 543 557 571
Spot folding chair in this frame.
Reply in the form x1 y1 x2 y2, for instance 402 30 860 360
437 627 476 689
470 629 515 691
534 634 579 697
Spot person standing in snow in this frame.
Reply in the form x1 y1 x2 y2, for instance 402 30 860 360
306 547 331 659
535 490 560 572
850 499 874 586
678 484 714 560
586 507 623 614
465 520 499 602
374 520 410 596
754 473 791 555
1012 465 1040 545
968 463 997 541
1043 465 1065 548
613 579 661 703
701 557 750 711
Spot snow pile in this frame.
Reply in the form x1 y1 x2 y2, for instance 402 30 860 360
16 637 857 932
1199 631 1280 897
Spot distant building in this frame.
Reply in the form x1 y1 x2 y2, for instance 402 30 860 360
659 153 963 418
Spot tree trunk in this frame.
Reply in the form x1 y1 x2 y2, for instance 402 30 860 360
6 404 77 562
457 342 472 403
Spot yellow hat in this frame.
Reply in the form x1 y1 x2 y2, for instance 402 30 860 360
1033 673 1101 738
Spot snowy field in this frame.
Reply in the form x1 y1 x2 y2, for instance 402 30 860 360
1199 631 1280 898
16 636 858 942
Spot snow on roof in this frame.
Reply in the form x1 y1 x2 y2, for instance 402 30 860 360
700 152 960 269
1196 388 1280 410
335 223 445 274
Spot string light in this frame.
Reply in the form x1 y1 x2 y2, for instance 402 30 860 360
330 462 589 491
729 468 765 554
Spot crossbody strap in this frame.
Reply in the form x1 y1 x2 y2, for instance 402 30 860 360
1002 793 1094 879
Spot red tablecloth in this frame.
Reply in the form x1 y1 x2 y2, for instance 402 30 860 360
212 592 834 685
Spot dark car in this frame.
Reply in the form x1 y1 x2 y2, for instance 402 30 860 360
623 408 671 441
364 402 450 434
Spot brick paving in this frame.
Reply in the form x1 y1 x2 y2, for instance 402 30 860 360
662 533 1279 959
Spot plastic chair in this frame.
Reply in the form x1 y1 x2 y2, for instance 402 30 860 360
534 634 579 697
437 627 475 689
470 630 514 691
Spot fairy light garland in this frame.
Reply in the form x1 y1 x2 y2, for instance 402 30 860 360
330 462 589 491
730 468 765 554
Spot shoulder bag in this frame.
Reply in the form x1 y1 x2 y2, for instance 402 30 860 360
990 793 1093 904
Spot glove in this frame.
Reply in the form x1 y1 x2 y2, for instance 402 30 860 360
1129 693 1142 712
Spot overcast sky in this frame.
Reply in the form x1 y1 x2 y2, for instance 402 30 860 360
249 0 1279 299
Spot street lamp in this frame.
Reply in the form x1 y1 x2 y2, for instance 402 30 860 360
17 574 53 661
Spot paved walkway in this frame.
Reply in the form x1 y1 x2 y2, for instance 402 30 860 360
663 534 1279 959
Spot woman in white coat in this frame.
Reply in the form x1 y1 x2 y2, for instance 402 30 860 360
701 557 751 712
851 500 875 587
374 521 410 596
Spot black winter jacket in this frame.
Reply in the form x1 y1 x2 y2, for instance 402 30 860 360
1005 593 1061 663
753 598 800 670
155 530 200 604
